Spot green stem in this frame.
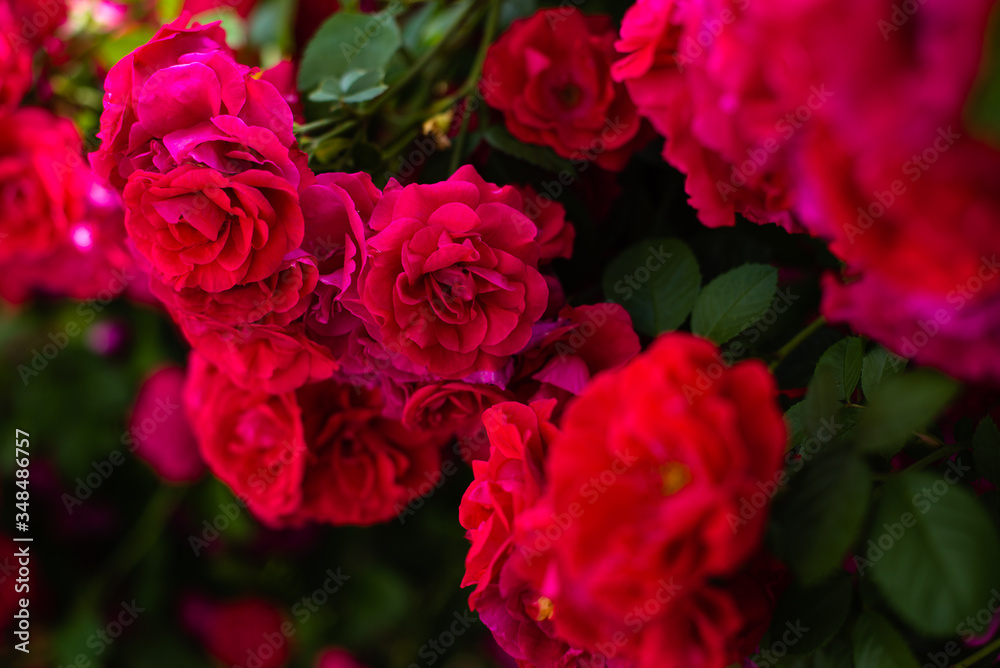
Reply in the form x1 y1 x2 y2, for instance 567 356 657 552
361 0 488 117
907 442 968 472
448 0 499 172
952 636 1000 668
769 316 827 372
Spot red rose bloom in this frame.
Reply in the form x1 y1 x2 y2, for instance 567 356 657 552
460 400 611 667
123 165 304 292
0 108 88 265
401 381 513 446
186 354 447 526
483 8 647 171
359 165 548 380
517 333 786 664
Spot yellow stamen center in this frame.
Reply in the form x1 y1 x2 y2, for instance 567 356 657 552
660 462 691 496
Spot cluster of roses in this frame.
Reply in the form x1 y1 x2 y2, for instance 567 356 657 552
92 16 642 527
0 0 133 304
459 334 789 668
609 0 1000 383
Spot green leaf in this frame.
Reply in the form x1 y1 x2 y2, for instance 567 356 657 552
767 573 853 656
772 451 871 585
402 0 473 51
690 263 778 344
309 70 389 103
850 612 920 668
861 345 906 399
864 471 1000 636
482 126 577 174
857 370 960 456
298 10 402 92
818 337 864 401
803 364 840 439
602 239 701 336
974 417 1000 487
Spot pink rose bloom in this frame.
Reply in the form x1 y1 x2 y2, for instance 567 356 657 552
315 648 369 668
0 3 32 109
359 165 549 380
300 172 383 330
0 108 88 264
123 165 304 292
401 381 513 438
613 0 796 230
128 365 204 482
92 16 296 189
0 175 134 304
9 0 67 46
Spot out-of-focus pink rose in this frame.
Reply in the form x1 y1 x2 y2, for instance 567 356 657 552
261 60 304 123
11 0 68 45
0 3 32 109
612 0 797 230
0 174 135 304
183 0 258 18
128 365 204 482
182 594 290 668
315 648 369 668
359 165 548 380
0 108 88 264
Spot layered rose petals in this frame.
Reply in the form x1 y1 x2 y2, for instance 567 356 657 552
124 165 304 292
359 166 549 379
483 8 647 171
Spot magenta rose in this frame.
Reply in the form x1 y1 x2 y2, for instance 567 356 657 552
123 165 304 292
300 172 383 331
0 3 32 110
519 185 575 264
92 16 296 189
359 165 549 379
